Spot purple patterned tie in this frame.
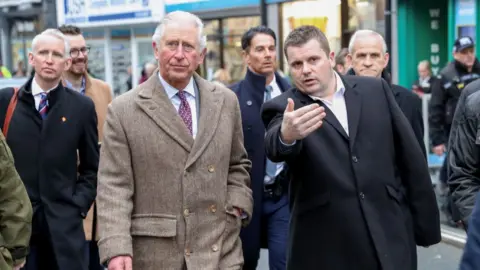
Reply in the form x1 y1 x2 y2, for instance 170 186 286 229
177 91 192 135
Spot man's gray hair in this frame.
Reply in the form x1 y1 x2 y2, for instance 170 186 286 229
31 29 70 58
152 11 207 50
348 29 387 54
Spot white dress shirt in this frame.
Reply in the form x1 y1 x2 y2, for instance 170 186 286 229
158 74 198 138
266 75 285 178
31 77 56 110
309 72 349 135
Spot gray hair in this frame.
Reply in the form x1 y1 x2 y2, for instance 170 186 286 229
152 11 207 50
348 29 387 54
31 29 70 59
418 60 430 70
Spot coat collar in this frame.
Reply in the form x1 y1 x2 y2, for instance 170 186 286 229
346 68 399 96
136 71 224 169
293 73 361 147
244 68 291 92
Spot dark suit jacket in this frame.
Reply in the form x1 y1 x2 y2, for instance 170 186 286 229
230 69 290 257
261 75 440 270
347 69 425 156
0 78 98 270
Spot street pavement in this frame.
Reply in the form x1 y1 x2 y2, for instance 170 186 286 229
257 224 466 270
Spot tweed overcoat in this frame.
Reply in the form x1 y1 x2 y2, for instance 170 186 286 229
97 73 253 269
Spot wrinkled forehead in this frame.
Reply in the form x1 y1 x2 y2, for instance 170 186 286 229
286 39 327 62
352 37 384 55
33 35 65 54
162 23 199 41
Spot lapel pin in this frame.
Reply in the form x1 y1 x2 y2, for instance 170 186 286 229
246 100 252 106
62 117 67 122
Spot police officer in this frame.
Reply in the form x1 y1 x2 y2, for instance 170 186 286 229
429 36 480 224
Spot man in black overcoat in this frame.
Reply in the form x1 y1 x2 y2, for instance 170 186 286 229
262 25 440 270
0 29 98 270
230 26 291 270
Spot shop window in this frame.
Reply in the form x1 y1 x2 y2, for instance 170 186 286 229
203 16 260 84
348 0 386 36
281 0 341 73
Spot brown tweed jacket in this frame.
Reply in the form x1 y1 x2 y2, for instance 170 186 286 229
96 73 253 269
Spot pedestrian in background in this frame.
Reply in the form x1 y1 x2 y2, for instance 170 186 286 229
0 29 99 270
58 24 113 270
262 25 440 270
230 25 291 270
429 36 480 225
346 29 425 156
96 11 252 270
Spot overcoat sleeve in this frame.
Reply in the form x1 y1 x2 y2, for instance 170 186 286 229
0 131 32 267
96 104 134 264
226 97 253 222
382 79 441 246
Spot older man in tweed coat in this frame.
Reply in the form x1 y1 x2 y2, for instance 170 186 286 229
96 11 253 270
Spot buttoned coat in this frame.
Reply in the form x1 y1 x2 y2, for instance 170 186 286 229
97 73 253 269
262 75 440 270
63 74 112 241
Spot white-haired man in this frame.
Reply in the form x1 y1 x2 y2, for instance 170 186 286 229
346 29 425 156
96 11 252 270
0 29 99 270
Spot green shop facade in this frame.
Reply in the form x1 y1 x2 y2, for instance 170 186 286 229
396 0 478 88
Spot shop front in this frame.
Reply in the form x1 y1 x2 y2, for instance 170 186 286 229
266 0 387 75
56 0 164 96
395 0 479 89
0 0 50 76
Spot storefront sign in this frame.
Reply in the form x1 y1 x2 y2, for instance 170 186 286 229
165 0 258 13
0 0 40 8
56 0 165 28
429 8 441 75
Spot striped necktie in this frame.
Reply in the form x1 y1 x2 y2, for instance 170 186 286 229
38 93 48 119
264 85 277 183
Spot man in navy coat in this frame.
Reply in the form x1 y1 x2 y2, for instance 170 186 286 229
230 26 291 270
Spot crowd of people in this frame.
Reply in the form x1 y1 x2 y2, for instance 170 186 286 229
2 8 480 270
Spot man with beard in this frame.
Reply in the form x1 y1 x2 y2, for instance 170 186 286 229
230 26 291 270
0 29 98 270
58 24 112 270
346 29 425 155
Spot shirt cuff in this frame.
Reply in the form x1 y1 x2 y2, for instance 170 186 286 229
279 135 296 146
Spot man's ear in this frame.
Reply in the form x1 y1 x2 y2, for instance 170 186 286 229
384 52 390 68
65 57 72 71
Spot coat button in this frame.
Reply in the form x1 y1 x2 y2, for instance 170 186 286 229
184 209 190 216
185 248 191 256
208 165 215 173
359 192 365 199
212 244 219 252
352 156 358 163
209 204 217 213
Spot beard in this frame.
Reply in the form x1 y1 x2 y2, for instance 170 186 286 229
70 58 87 75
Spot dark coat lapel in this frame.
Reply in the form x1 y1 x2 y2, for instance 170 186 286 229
342 77 361 148
293 89 349 141
135 73 194 152
186 73 224 168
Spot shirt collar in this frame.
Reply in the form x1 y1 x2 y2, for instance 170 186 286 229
32 77 57 96
268 74 277 88
65 76 86 94
158 73 195 99
309 71 345 101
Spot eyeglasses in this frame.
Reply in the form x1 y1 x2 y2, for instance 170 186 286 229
70 46 90 58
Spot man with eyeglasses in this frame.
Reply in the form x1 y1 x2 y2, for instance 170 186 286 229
58 24 112 270
0 29 98 270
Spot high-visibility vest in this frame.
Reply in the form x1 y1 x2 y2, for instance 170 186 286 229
0 66 12 78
